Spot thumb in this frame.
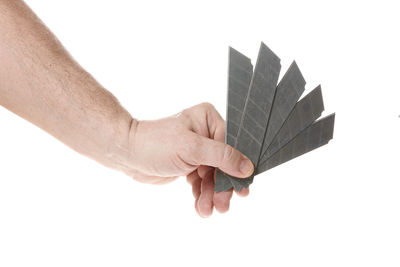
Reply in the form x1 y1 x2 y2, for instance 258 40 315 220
188 134 254 178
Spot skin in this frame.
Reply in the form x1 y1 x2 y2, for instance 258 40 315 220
0 0 253 217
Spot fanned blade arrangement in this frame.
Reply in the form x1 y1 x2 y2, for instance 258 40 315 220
215 43 335 192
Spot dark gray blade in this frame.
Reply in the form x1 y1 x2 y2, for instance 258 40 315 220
225 47 253 145
257 113 335 173
257 85 325 172
215 47 253 192
259 61 306 163
215 172 236 192
232 61 306 191
221 42 281 192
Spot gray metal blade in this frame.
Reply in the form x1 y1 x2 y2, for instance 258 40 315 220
259 61 306 163
215 47 253 192
224 42 281 192
257 85 325 172
257 113 335 173
235 61 306 190
225 47 253 145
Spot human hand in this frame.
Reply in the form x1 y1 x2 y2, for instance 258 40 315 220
0 0 252 218
119 103 254 217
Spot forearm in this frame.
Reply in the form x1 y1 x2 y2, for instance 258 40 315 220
0 0 133 169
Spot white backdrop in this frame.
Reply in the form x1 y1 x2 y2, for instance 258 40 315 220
1 0 399 266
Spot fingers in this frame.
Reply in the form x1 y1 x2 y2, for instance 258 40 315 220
213 189 233 213
181 102 254 178
186 133 254 178
237 187 250 197
184 102 225 141
188 167 250 217
183 103 253 217
187 171 202 215
187 171 201 199
188 167 233 217
213 186 249 213
186 170 198 185
196 168 214 218
202 103 226 142
197 165 213 178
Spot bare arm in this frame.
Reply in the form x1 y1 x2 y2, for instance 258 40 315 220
0 0 253 217
0 0 132 169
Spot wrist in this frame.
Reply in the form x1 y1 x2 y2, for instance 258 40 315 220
103 110 139 173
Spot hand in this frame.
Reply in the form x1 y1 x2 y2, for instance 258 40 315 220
0 0 252 218
120 103 254 217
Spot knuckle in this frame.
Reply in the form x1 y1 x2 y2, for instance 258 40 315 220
221 145 235 165
178 112 192 126
179 109 191 120
200 102 215 111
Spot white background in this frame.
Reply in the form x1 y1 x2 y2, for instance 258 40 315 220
0 0 399 266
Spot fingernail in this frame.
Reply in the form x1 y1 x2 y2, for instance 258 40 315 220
239 158 254 176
